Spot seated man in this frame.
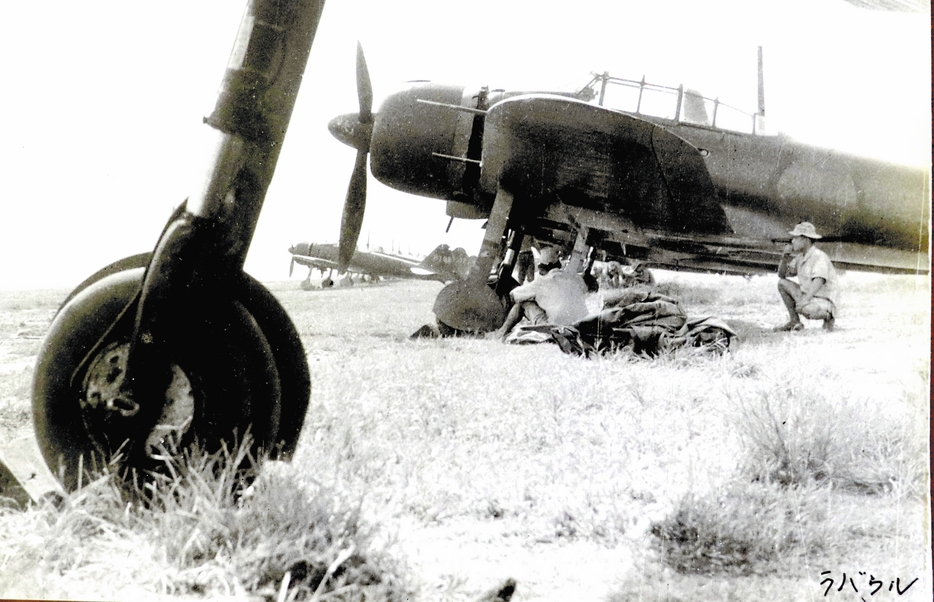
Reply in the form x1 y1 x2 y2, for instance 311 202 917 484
774 222 837 332
493 247 589 340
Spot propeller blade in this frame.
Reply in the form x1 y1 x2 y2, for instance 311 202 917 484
338 149 368 270
289 257 295 277
356 42 373 123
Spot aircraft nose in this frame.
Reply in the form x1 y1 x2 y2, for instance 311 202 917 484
328 112 373 151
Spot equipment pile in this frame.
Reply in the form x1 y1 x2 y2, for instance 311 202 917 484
505 290 736 357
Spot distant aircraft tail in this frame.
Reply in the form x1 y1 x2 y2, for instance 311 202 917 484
419 244 472 281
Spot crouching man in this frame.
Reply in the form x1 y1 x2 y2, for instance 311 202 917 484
774 222 837 332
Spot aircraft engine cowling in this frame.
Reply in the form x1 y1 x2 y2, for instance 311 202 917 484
369 83 478 201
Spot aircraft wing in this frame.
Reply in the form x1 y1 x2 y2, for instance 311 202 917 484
364 250 422 267
291 254 340 272
517 204 927 277
606 232 928 276
350 250 447 280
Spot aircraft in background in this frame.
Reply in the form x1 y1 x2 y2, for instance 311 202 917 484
326 43 929 333
289 242 472 288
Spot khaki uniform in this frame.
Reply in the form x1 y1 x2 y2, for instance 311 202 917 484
787 246 837 319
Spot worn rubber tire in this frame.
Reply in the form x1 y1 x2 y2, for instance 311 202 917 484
57 252 152 311
236 274 311 459
32 268 281 491
53 253 311 460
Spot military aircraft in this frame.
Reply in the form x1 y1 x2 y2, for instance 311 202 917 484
327 44 929 333
288 242 472 287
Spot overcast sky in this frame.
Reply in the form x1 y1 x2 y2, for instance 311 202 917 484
1 0 929 290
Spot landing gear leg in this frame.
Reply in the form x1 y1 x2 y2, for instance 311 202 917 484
433 187 513 333
494 229 524 298
27 0 326 493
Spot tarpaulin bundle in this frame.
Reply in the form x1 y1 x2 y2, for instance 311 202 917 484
506 290 736 357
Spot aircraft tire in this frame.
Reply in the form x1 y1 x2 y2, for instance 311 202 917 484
234 273 311 460
57 252 152 310
51 253 311 462
32 268 282 492
57 202 187 309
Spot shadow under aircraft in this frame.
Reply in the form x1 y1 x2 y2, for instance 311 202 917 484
327 44 929 333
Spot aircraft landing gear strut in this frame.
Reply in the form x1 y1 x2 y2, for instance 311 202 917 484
23 0 326 494
433 187 514 333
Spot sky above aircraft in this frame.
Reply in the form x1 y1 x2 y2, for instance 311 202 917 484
0 0 928 290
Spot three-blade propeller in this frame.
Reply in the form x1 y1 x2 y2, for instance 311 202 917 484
328 42 374 271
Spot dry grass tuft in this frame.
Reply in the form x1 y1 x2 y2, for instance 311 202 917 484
729 379 927 496
651 481 832 575
1 438 410 601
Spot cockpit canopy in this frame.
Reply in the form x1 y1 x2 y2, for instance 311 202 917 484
579 73 772 136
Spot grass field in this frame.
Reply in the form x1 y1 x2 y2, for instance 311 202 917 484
0 270 930 601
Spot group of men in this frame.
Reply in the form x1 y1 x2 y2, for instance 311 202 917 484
491 221 838 341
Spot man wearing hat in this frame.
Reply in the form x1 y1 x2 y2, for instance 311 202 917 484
492 246 589 340
774 222 838 332
620 260 655 288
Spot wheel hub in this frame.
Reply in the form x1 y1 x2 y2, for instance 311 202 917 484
82 342 195 456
